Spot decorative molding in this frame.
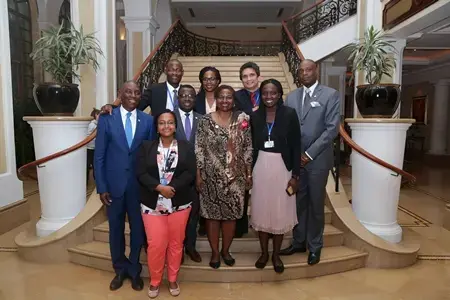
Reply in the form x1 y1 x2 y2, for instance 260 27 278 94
122 16 160 33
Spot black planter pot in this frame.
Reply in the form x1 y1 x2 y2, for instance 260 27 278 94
32 83 80 116
355 84 401 118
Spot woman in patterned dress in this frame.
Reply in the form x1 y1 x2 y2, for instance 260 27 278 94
195 85 253 269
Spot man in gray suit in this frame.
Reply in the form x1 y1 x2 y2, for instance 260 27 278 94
174 84 203 263
280 59 340 265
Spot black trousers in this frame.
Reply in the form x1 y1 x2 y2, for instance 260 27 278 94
87 149 95 183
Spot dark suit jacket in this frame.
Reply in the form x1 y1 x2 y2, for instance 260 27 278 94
235 89 259 115
194 91 207 115
139 82 177 116
174 109 201 145
94 107 154 197
250 105 301 177
136 139 197 210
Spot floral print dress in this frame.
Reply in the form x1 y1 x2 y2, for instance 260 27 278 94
195 111 252 220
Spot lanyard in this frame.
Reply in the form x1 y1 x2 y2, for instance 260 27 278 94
266 122 275 141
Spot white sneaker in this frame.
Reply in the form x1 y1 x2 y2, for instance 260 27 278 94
148 286 159 298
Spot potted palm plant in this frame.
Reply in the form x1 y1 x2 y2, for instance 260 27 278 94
30 20 103 116
345 26 399 118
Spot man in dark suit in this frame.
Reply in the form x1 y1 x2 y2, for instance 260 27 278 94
139 59 184 116
94 81 154 291
234 61 262 115
280 59 340 265
234 62 262 237
173 84 202 263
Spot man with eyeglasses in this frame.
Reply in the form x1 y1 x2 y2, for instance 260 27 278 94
234 62 262 238
173 85 203 264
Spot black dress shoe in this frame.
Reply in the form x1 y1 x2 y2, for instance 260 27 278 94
272 255 285 274
220 252 235 266
109 273 127 291
279 245 307 256
308 250 321 265
255 254 269 269
131 275 144 291
186 249 202 263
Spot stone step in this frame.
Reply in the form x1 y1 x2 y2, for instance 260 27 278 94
69 241 367 282
182 71 286 78
93 207 336 250
178 56 281 62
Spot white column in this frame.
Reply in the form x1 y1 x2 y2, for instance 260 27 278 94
123 16 160 79
70 0 82 116
391 39 406 118
0 0 24 207
429 79 450 155
346 118 414 243
24 117 91 237
94 0 117 108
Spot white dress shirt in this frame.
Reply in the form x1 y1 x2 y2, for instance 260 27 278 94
178 108 194 132
302 80 319 108
166 82 180 111
302 80 319 161
120 105 137 138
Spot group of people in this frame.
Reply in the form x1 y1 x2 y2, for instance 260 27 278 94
93 58 341 298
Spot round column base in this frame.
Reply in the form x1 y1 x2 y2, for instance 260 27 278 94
360 221 403 243
36 217 71 237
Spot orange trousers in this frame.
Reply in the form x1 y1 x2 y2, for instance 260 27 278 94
142 208 191 286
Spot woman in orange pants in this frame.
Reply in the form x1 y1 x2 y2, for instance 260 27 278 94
136 109 197 298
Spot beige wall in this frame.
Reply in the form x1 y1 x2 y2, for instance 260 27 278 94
187 26 282 42
132 32 143 76
0 63 6 173
78 0 96 116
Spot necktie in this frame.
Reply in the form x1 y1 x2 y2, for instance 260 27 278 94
184 113 192 139
125 112 133 147
303 89 311 117
173 89 178 109
250 92 256 107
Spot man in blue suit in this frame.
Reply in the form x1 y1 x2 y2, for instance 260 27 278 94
94 80 154 291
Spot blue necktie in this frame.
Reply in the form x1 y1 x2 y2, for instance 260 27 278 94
185 113 192 139
125 112 133 148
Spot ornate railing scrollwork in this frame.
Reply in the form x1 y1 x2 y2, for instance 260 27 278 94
286 0 357 44
137 20 281 91
281 23 303 86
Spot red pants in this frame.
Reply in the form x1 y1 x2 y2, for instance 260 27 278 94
142 208 191 286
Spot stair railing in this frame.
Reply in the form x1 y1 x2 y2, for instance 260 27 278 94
285 0 358 44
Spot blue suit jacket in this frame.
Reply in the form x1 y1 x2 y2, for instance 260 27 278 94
94 107 154 197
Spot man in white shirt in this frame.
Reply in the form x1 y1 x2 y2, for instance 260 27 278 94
173 85 203 263
281 59 341 265
94 81 154 291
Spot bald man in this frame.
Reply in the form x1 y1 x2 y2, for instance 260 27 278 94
139 59 185 116
94 80 154 291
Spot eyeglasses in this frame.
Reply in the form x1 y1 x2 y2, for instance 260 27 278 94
202 77 218 83
158 121 176 126
179 93 195 99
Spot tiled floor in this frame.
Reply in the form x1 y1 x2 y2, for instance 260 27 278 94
1 166 450 299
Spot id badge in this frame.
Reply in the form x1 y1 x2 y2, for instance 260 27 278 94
264 140 274 148
160 178 168 185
